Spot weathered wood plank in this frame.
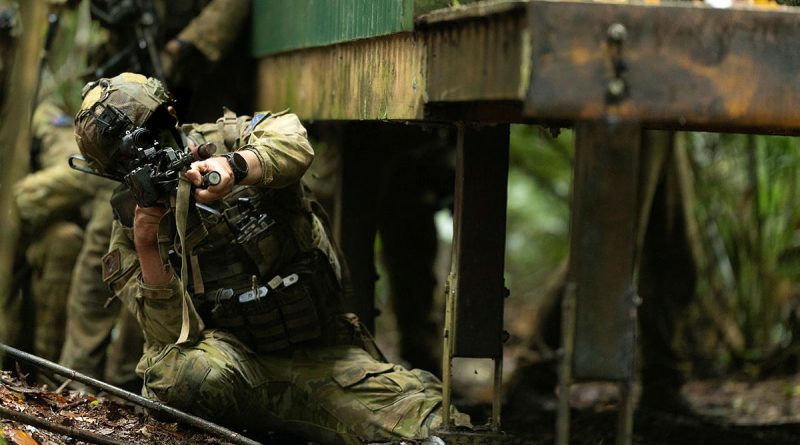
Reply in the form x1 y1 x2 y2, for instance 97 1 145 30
257 33 426 120
425 8 528 103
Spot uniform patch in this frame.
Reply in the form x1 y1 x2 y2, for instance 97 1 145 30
50 113 72 128
102 249 122 282
245 112 268 134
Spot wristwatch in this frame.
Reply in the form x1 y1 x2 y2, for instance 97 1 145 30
222 152 249 184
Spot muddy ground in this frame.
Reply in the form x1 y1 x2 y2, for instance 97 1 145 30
4 366 800 445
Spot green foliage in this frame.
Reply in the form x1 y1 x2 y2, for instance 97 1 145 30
688 133 800 371
505 125 573 299
39 0 106 115
505 126 800 375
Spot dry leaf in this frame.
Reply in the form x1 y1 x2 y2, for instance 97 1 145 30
6 429 38 445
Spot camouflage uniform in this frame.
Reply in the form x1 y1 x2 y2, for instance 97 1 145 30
58 184 144 389
78 73 468 443
59 0 250 387
8 103 91 362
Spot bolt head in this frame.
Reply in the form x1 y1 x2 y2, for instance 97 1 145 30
607 23 627 43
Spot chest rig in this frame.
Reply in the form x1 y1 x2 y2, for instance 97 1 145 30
182 182 346 353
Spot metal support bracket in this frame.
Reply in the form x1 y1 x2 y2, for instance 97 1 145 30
441 123 509 434
558 119 641 445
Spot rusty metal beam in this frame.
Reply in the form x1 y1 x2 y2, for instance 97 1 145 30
525 1 800 132
569 120 640 381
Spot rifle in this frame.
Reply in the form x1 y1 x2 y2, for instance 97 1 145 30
69 127 220 208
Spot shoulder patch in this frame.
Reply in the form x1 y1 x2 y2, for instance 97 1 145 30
102 249 122 282
246 112 270 134
50 113 72 128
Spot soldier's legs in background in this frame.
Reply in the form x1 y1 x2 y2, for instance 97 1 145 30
60 188 144 388
379 194 441 374
103 307 143 390
141 333 467 444
376 124 453 374
25 221 83 362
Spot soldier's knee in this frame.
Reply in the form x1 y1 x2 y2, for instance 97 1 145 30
143 345 239 418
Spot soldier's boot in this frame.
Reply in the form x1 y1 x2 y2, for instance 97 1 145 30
26 221 84 362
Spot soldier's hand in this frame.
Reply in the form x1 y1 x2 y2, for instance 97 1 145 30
187 157 234 203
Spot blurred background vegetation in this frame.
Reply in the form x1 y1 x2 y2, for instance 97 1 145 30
499 127 800 381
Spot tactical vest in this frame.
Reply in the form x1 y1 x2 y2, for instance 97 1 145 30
112 180 349 353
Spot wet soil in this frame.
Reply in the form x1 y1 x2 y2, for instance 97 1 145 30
0 371 228 445
4 368 800 444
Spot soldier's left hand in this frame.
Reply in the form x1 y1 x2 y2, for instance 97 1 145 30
187 157 234 202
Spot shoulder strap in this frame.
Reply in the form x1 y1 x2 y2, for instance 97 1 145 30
220 107 239 150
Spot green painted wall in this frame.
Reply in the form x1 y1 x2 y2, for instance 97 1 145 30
251 0 471 57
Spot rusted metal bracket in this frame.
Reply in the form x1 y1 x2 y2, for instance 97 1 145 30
526 1 800 132
441 123 509 434
558 120 641 445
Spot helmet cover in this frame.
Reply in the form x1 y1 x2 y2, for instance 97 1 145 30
74 72 172 175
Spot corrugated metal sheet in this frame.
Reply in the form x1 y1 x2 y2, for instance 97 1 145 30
252 0 414 57
250 0 482 57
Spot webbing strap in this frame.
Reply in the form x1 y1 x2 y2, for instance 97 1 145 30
175 173 194 344
221 107 239 149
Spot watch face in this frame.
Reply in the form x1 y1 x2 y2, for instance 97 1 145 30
228 152 248 183
231 152 248 171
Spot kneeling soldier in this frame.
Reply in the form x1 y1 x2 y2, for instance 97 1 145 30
73 72 469 444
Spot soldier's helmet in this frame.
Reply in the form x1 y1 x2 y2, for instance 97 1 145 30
75 72 176 177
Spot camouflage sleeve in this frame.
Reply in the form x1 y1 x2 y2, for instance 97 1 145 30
105 220 204 348
14 163 108 230
176 0 250 63
240 112 315 188
32 102 77 166
15 101 105 229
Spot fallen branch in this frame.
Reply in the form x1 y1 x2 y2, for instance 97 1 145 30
0 343 261 445
0 405 123 445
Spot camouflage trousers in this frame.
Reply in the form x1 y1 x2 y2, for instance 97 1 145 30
25 221 84 362
139 331 469 444
60 188 144 388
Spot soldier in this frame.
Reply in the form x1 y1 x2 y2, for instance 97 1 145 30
59 0 252 389
9 102 89 362
73 72 469 443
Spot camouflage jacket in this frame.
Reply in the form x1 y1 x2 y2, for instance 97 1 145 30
14 102 113 231
104 110 343 356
